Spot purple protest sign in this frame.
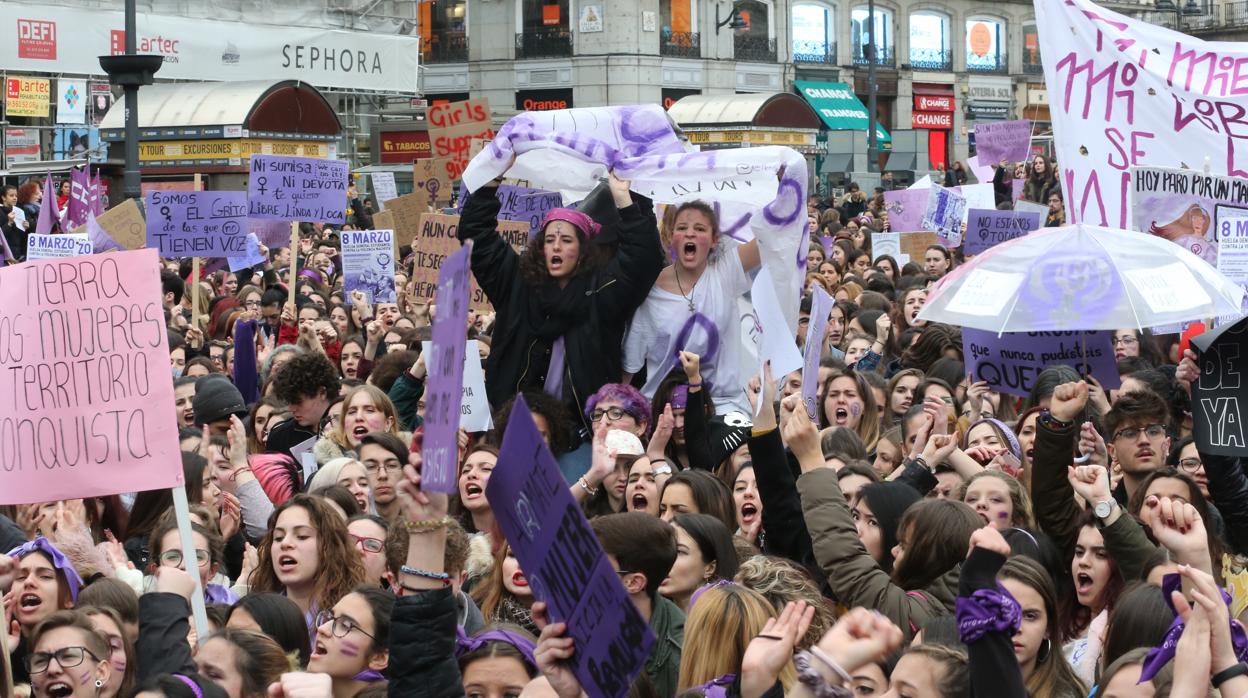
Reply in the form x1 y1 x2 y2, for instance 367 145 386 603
420 241 473 493
802 286 833 420
247 154 349 224
67 167 91 229
1011 179 1025 202
974 120 1032 167
964 209 1042 256
486 396 655 698
963 328 1120 398
922 186 966 246
249 218 294 250
883 189 929 233
35 174 60 235
456 183 562 233
145 191 249 258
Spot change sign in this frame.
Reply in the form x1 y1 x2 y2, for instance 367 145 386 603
248 154 349 224
145 191 249 258
1191 318 1248 456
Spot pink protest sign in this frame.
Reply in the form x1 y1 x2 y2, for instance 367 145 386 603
0 249 183 504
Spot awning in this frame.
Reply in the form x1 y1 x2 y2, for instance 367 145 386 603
794 80 892 144
884 151 918 171
667 93 822 130
821 152 854 175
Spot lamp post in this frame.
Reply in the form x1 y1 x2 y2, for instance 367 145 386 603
98 0 161 200
866 0 878 173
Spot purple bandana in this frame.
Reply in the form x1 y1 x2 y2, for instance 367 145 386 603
1139 573 1248 682
956 585 1021 644
455 626 538 671
352 670 386 682
693 674 736 697
171 674 204 698
688 579 733 612
540 208 602 239
7 537 84 602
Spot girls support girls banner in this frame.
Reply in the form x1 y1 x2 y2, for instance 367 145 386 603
1036 0 1248 229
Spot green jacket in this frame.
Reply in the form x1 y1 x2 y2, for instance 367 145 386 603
646 594 685 698
388 370 425 432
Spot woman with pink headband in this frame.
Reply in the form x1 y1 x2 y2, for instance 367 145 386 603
458 172 664 435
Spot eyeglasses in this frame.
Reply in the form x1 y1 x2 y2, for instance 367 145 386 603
24 646 102 674
590 407 630 422
1112 424 1167 442
1112 336 1139 347
1177 457 1203 473
315 610 376 640
364 460 403 475
159 548 210 568
351 534 385 554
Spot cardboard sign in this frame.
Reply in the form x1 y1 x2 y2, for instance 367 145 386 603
247 154 349 224
973 120 1033 166
145 191 249 257
420 243 472 492
379 192 429 251
413 158 452 205
963 209 1042 256
26 233 91 260
802 286 833 420
486 396 655 698
412 213 527 313
963 328 1120 398
428 98 494 183
0 249 183 504
898 231 941 265
1192 318 1248 456
372 172 398 211
342 229 397 303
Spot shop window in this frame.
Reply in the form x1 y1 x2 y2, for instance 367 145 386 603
661 0 700 57
517 0 571 59
852 7 893 67
734 0 777 63
1022 22 1041 74
793 3 836 64
421 0 467 63
966 16 1006 73
909 11 950 71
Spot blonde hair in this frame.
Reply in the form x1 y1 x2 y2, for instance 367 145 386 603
734 555 832 649
332 384 400 451
678 584 794 691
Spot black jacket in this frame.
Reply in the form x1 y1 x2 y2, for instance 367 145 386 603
458 185 664 425
961 548 1028 698
388 587 463 698
1 205 24 261
137 593 197 680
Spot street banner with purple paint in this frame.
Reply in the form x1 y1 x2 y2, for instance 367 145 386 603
1130 167 1248 273
964 209 1042 256
145 191 249 258
1191 318 1248 456
455 183 563 236
486 396 655 698
227 233 266 273
342 229 397 303
27 232 92 260
1036 0 1248 229
0 248 183 504
884 189 929 233
802 286 833 420
963 328 1120 398
923 186 966 246
247 154 349 224
421 242 472 493
973 120 1032 167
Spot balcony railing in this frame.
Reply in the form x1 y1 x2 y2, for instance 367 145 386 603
1023 57 1043 75
792 40 837 64
909 47 952 71
852 45 895 67
424 32 468 63
515 27 573 59
966 51 1008 74
661 30 702 58
734 35 778 62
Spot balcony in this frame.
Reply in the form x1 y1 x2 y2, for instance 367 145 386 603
793 40 837 64
966 51 1008 74
424 32 468 64
734 35 778 63
1023 57 1043 75
852 45 895 68
909 47 952 71
515 28 573 59
661 30 701 58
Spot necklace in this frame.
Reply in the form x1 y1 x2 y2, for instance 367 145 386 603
674 266 696 312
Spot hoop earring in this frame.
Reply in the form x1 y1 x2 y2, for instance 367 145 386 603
1037 638 1051 664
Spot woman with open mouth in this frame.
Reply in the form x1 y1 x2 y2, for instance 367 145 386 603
471 544 538 636
248 495 366 625
819 369 880 451
625 455 672 516
314 385 407 467
998 558 1090 698
6 538 82 685
308 586 394 697
25 611 112 698
453 444 500 537
732 464 764 544
459 171 663 432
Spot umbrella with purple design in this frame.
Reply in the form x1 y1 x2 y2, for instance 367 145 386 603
917 223 1244 333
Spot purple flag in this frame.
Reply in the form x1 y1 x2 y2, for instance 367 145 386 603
420 241 473 493
485 395 656 698
90 174 105 215
84 212 122 253
963 328 1120 398
963 209 1042 256
34 174 60 235
67 167 91 230
802 286 833 420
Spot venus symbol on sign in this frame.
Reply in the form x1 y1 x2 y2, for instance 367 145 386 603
161 206 171 222
255 177 268 195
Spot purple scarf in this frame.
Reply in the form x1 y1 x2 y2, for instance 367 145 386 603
1139 573 1248 682
7 537 84 602
955 585 1021 644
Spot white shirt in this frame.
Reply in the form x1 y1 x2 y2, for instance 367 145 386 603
624 244 752 415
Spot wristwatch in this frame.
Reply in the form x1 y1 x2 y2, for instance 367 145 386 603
1094 499 1117 521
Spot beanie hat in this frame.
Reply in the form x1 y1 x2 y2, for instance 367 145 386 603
192 374 247 426
858 481 922 574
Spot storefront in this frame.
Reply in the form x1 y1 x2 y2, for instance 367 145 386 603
666 92 822 180
911 84 955 170
793 80 891 176
371 123 431 164
516 88 574 112
99 79 340 189
966 76 1014 123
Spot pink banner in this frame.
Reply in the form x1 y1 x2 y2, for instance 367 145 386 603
0 248 184 504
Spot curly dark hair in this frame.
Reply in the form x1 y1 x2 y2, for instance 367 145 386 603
272 351 341 405
518 221 608 286
490 391 575 454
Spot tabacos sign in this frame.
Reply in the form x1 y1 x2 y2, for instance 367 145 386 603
17 19 56 60
110 30 181 63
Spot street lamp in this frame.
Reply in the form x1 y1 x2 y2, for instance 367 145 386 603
98 0 161 201
716 4 748 34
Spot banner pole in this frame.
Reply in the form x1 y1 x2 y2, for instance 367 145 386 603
172 484 211 641
288 221 300 309
191 173 202 331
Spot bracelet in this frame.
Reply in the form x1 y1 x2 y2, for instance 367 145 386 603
1037 411 1074 430
910 455 930 472
577 477 599 497
400 565 451 586
404 516 455 534
808 646 853 685
1213 661 1248 688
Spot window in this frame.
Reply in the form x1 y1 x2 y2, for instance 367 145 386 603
1022 22 1041 73
421 0 467 63
852 7 893 66
909 11 950 70
793 3 836 63
516 0 572 58
966 17 1005 72
734 0 777 63
661 0 700 57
